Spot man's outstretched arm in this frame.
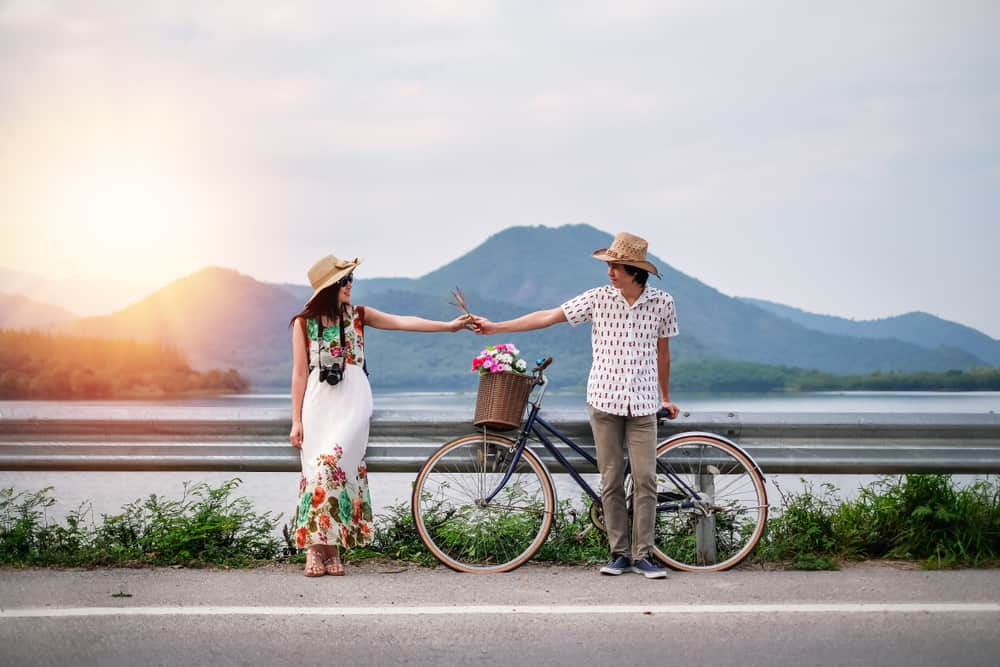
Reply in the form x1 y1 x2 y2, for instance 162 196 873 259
472 308 567 335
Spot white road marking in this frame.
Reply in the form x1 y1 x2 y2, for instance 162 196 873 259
2 603 1000 619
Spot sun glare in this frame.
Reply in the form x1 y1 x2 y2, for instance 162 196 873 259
3 94 234 287
81 175 173 252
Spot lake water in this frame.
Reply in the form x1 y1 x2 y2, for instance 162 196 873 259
2 389 999 420
3 391 998 536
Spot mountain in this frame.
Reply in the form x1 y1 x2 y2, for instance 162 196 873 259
350 225 984 375
0 266 158 318
0 292 77 329
740 297 1000 366
58 224 991 391
66 268 303 388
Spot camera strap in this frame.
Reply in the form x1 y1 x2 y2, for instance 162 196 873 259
315 314 347 368
314 319 324 371
338 310 347 364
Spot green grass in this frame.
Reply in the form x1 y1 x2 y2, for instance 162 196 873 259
758 475 1000 570
1 479 279 567
4 474 999 569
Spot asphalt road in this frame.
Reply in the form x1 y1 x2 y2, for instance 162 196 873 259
2 562 999 666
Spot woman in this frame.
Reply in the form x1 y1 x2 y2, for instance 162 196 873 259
289 253 471 577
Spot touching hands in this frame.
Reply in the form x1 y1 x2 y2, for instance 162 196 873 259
449 314 481 332
448 313 494 334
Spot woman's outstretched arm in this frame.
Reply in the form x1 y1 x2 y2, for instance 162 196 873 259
289 317 309 449
363 306 472 333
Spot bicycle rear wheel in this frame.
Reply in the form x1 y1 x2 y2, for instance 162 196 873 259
412 433 556 573
650 433 767 572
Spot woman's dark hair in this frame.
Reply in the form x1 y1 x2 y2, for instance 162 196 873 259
288 284 348 329
623 264 649 286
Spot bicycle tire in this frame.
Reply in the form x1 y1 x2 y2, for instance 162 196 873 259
648 432 768 572
412 433 556 573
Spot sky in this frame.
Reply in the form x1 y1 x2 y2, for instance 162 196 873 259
1 1 999 336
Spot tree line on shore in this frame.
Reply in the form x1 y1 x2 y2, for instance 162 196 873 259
0 329 249 399
671 359 1000 393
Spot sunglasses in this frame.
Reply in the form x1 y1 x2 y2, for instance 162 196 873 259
337 273 354 287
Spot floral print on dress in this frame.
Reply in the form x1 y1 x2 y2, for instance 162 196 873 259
306 307 365 370
295 444 373 549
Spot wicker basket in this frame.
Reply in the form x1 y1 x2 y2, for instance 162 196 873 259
473 371 535 431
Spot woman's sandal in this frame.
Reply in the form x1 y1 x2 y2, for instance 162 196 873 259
304 549 326 577
324 554 345 576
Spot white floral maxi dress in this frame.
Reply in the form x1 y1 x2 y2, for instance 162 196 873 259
295 307 374 550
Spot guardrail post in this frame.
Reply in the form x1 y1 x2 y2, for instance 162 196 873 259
695 473 717 564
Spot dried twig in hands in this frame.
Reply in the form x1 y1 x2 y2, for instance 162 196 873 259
449 287 471 317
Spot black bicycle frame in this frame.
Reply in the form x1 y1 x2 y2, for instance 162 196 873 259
484 399 702 510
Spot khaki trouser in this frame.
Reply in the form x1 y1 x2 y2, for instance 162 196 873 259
588 405 658 561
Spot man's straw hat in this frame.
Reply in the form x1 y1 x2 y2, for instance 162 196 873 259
592 232 660 278
306 254 363 304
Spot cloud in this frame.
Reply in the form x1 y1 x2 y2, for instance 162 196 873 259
1 1 998 335
314 118 461 153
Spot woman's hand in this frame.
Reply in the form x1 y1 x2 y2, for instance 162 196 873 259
289 421 303 448
449 314 475 332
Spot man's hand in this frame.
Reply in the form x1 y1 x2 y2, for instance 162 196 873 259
660 401 680 420
469 315 496 335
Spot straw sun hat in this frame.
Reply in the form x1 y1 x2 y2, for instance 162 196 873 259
592 232 661 278
306 254 363 304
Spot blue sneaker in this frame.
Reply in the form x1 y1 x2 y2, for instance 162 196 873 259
630 557 667 579
600 555 631 576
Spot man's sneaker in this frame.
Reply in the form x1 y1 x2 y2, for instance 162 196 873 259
630 557 667 579
599 555 631 576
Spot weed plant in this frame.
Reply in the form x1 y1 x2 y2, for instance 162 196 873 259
1 479 279 567
834 474 1000 567
534 499 609 563
759 475 1000 569
758 480 841 570
368 501 438 566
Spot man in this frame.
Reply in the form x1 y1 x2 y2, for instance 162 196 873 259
471 232 680 579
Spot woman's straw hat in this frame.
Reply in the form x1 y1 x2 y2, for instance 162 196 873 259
306 254 363 304
592 232 660 278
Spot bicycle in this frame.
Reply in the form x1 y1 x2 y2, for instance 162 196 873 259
411 357 768 573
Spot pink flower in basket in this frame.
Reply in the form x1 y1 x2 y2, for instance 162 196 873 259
472 344 529 375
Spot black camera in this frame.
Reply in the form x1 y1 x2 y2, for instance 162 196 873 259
319 359 344 386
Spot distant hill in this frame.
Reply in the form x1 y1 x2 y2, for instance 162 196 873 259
740 297 1000 366
0 266 157 318
0 292 76 329
55 225 991 391
66 268 302 388
350 225 985 376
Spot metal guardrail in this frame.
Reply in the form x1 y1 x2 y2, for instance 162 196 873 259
2 413 999 474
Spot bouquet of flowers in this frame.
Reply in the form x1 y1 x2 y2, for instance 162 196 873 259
472 343 528 375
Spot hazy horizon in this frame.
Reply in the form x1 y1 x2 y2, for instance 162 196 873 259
2 2 998 336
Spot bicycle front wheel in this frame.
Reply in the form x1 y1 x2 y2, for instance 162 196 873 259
412 433 556 573
650 433 768 572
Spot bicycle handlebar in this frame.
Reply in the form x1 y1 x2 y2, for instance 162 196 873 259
536 357 553 371
657 406 680 420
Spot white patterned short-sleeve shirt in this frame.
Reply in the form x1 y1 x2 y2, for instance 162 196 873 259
561 285 679 417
